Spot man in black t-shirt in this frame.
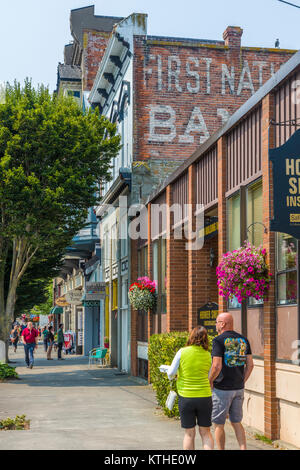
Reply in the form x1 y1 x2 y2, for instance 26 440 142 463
209 312 254 450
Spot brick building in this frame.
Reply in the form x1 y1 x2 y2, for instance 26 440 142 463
85 7 295 376
141 50 300 447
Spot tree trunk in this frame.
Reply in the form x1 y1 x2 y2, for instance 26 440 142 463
1 237 36 362
0 240 9 362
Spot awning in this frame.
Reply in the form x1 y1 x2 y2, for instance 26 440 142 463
50 306 63 315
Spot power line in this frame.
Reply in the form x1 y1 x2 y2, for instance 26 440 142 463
277 0 300 8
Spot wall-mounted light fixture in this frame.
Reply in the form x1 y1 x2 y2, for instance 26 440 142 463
246 222 268 240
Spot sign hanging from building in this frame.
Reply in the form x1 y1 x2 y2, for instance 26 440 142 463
269 129 300 239
55 295 69 307
65 290 82 306
86 282 106 293
197 302 218 337
198 217 218 241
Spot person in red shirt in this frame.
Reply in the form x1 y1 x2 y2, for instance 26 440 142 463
21 322 38 369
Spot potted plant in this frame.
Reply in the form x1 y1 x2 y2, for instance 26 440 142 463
128 276 157 311
216 242 272 303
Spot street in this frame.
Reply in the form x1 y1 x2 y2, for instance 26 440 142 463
0 344 275 451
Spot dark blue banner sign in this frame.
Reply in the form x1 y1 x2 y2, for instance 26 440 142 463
269 129 300 239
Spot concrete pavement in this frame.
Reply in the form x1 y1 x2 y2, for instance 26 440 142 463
0 344 276 450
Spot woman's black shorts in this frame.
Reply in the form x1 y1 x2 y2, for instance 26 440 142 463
178 395 212 428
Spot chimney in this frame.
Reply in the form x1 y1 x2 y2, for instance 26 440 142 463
223 26 243 49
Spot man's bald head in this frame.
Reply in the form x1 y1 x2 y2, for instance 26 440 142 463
216 312 234 333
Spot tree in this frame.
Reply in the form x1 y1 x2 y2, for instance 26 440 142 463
0 80 121 357
30 282 53 318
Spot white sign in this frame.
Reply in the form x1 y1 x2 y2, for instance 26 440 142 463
65 290 82 305
86 282 106 293
77 331 83 346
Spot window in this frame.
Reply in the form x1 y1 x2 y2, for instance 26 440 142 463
227 193 240 251
138 246 148 277
160 238 167 314
152 238 166 315
247 180 263 247
247 180 263 306
227 193 241 309
276 233 297 305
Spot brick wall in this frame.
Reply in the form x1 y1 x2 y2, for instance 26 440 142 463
82 30 111 91
133 28 294 171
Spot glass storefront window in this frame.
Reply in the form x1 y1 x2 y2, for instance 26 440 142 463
227 193 241 251
276 233 298 305
247 180 263 247
277 271 297 305
227 193 241 308
277 233 297 272
161 238 166 314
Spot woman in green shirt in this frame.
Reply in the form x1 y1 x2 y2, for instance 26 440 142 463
168 326 214 450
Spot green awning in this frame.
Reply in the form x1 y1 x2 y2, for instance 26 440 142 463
50 306 63 315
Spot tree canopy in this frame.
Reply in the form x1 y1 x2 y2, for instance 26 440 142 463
0 80 121 346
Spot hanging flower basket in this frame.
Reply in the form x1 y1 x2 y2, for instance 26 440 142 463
216 242 272 303
129 277 157 311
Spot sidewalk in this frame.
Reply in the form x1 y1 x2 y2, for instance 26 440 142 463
0 344 276 450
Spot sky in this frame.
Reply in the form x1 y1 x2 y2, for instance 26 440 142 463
0 0 300 91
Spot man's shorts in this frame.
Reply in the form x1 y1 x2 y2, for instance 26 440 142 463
212 388 244 425
178 395 212 429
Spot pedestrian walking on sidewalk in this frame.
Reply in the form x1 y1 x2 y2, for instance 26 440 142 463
47 326 54 360
42 326 49 353
10 325 19 353
209 312 254 451
167 326 214 450
21 322 38 369
57 324 65 360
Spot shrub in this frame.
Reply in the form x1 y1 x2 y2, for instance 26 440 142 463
0 363 19 381
0 415 30 430
149 332 213 418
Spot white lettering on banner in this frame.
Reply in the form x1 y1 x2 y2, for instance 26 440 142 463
178 107 210 144
222 64 235 95
149 105 211 144
168 56 182 92
237 60 255 96
149 105 176 142
144 55 163 91
253 61 267 87
203 57 212 94
145 57 277 95
186 57 200 94
217 108 231 125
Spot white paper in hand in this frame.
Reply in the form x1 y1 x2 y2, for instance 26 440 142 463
165 391 177 410
159 364 170 374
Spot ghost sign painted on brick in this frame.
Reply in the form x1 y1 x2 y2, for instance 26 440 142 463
145 55 277 145
269 129 300 239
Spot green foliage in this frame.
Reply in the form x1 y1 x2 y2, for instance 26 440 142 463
0 415 29 430
149 332 189 418
0 79 121 333
254 433 273 445
29 282 53 318
149 332 213 418
0 362 19 381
